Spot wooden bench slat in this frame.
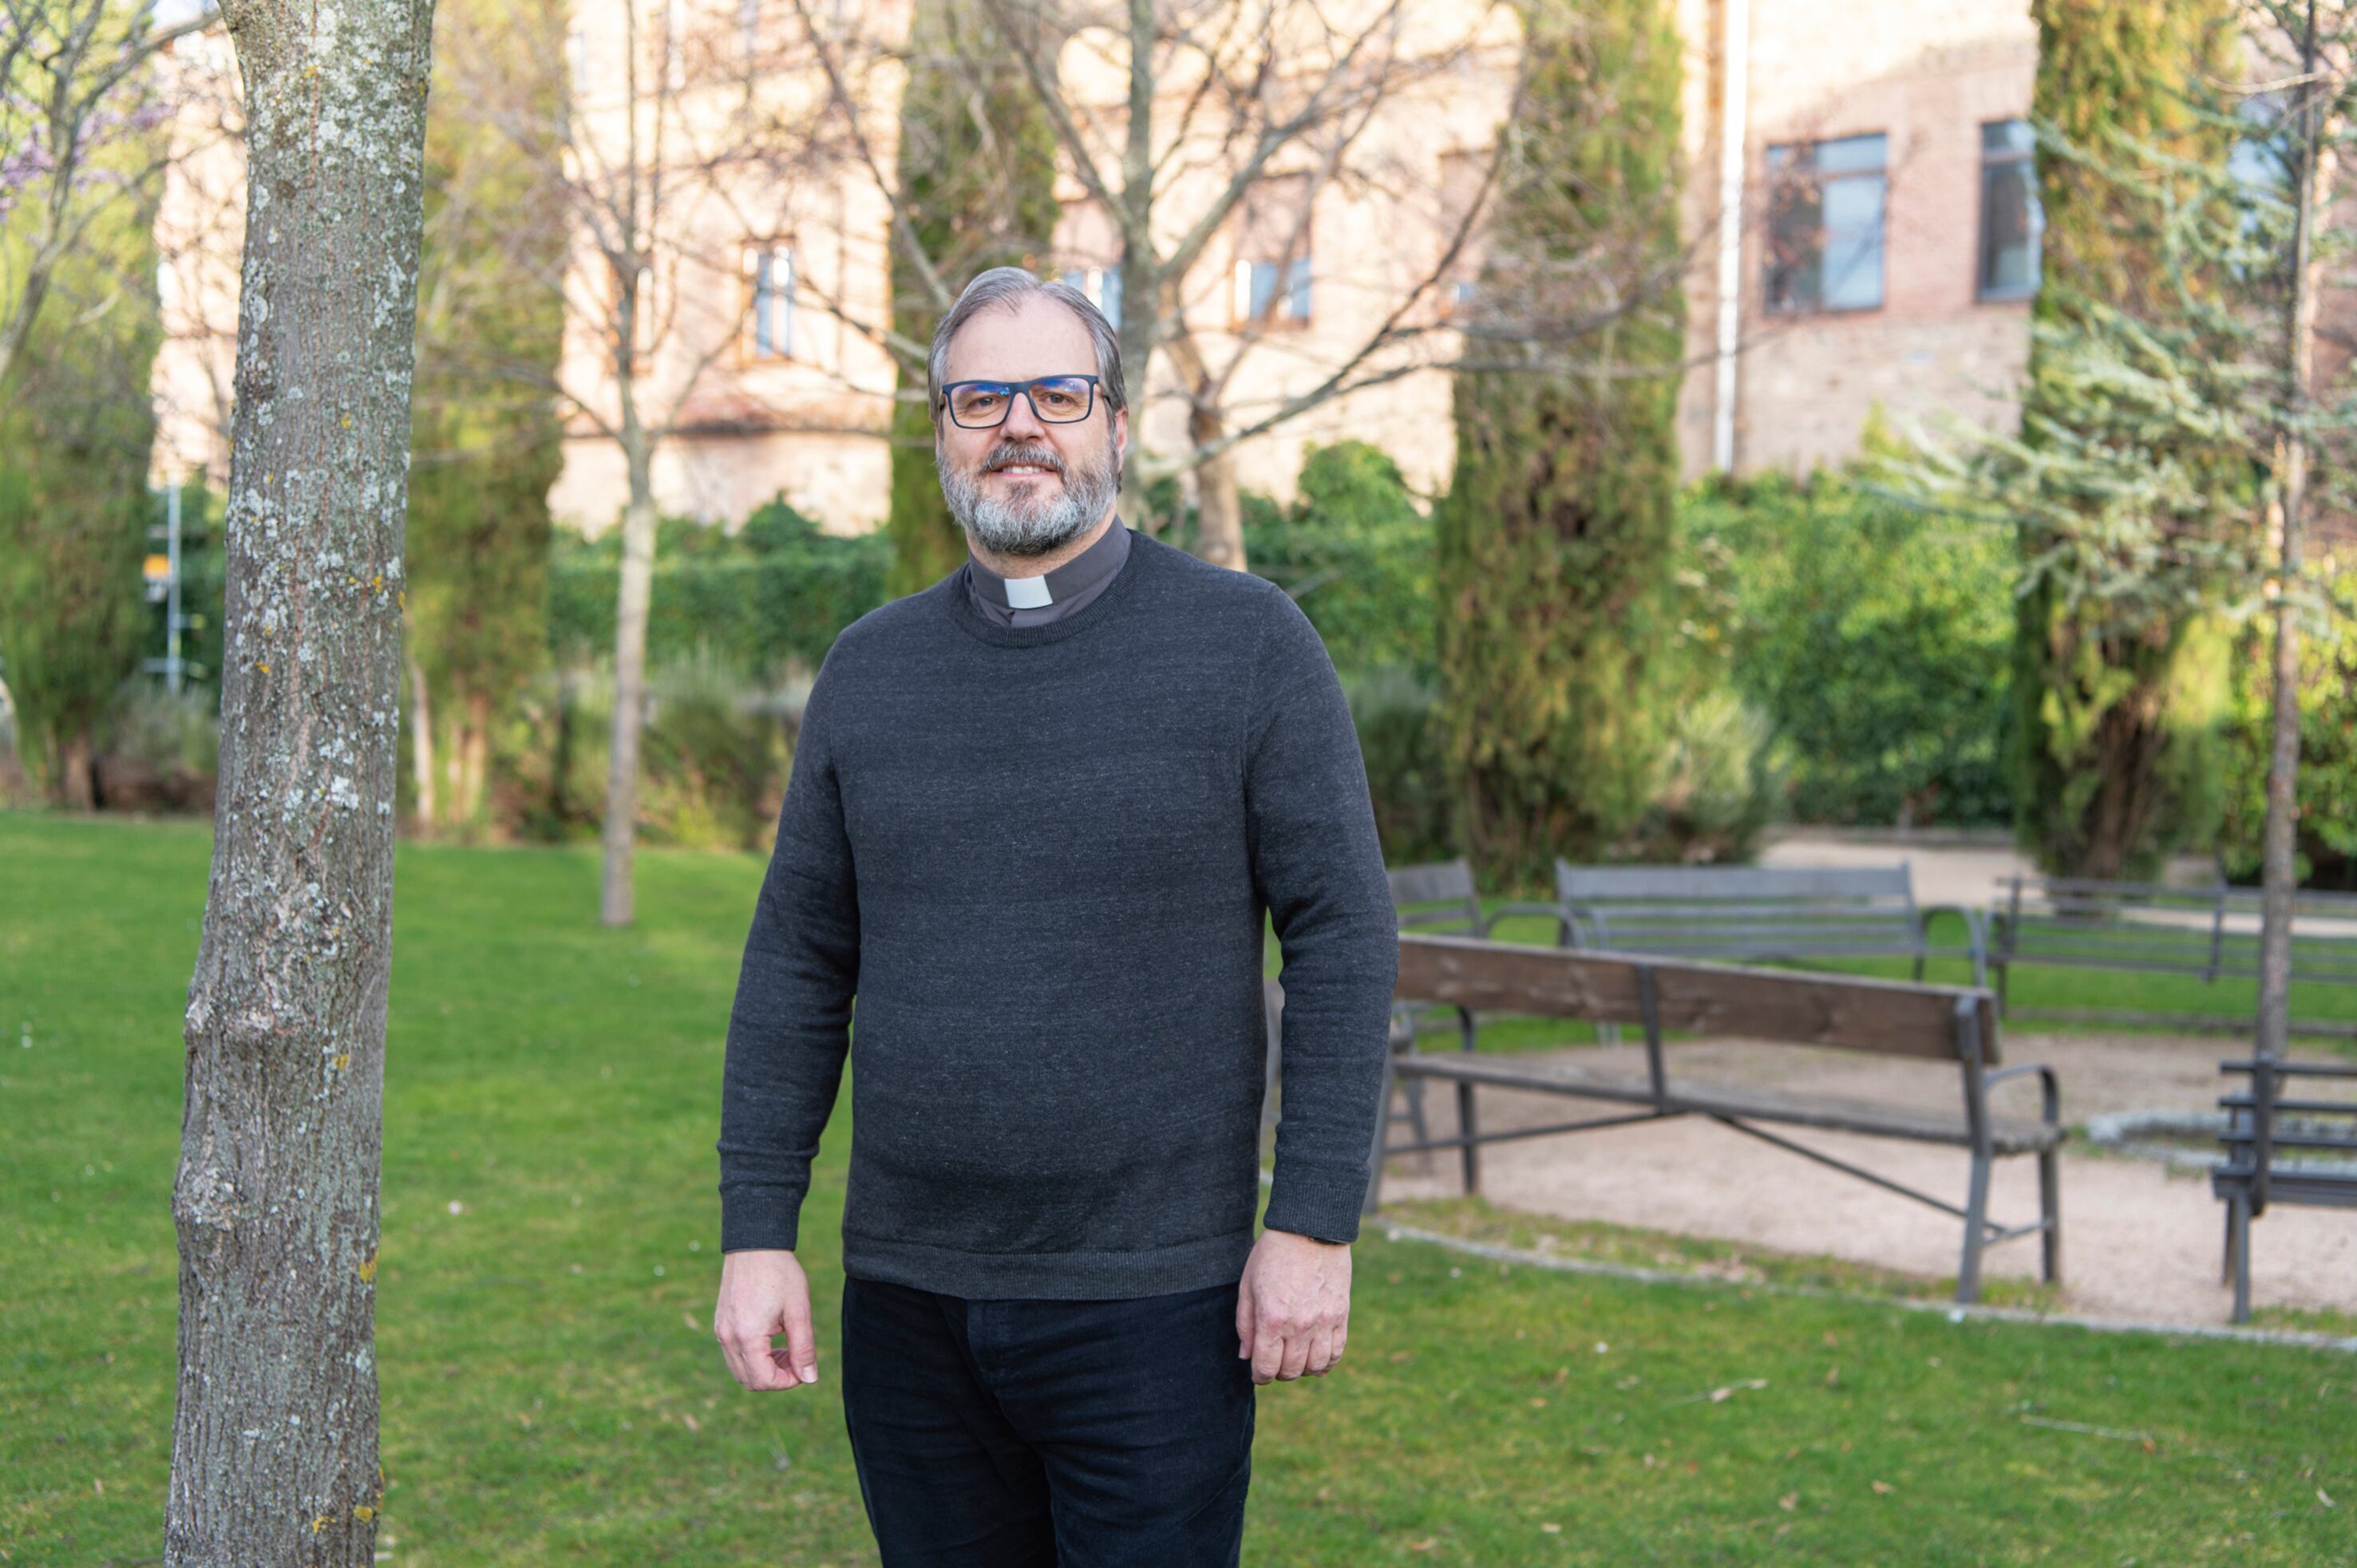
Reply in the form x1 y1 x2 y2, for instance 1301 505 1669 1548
1395 933 1997 1064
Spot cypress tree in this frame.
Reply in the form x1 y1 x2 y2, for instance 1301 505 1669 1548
882 0 1060 600
2013 0 2240 876
1435 0 1687 891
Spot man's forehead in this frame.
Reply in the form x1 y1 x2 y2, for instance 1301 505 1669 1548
944 297 1093 378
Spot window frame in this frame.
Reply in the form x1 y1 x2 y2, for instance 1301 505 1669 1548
1230 173 1315 331
1435 148 1489 321
1057 265 1123 330
1975 118 2042 302
739 239 797 366
1762 131 1889 317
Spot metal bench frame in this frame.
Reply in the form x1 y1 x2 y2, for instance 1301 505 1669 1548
1362 933 2063 1304
1382 859 1568 1151
1549 863 1990 987
2213 1055 2357 1323
1989 875 2357 1037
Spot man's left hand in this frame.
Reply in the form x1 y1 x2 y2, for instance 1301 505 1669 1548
1236 1227 1351 1384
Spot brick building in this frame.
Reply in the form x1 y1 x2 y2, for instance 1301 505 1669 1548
148 0 2046 532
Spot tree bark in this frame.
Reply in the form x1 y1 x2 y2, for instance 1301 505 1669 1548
1188 409 1247 572
460 688 491 824
599 439 658 926
1111 0 1156 531
1164 330 1248 571
2258 0 2330 1068
59 729 97 812
168 0 437 1562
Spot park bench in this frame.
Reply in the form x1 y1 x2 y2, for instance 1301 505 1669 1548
1365 932 2063 1304
1987 875 2357 1037
2214 1054 2357 1323
1550 863 1989 986
1382 859 1571 1149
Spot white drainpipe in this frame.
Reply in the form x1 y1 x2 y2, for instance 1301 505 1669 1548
1712 0 1750 472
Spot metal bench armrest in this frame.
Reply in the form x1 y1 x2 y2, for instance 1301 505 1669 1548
1391 999 1477 1053
1983 1060 2060 1128
1482 900 1574 942
1917 902 1990 985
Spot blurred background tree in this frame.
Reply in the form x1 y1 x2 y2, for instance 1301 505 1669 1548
2006 0 2244 879
399 0 569 839
0 50 166 809
1435 0 1691 891
880 0 1061 599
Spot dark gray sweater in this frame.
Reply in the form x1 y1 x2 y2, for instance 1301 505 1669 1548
714 530 1398 1298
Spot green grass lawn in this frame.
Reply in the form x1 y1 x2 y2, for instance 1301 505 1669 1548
6 812 2354 1565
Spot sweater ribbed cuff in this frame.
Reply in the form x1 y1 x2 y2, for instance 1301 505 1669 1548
1262 1157 1370 1246
719 1186 804 1254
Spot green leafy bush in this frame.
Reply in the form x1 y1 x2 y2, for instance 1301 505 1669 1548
547 496 890 677
1343 664 1456 867
1628 688 1789 863
500 647 799 851
1679 468 2015 828
2219 574 2357 888
1249 442 1438 680
93 681 219 812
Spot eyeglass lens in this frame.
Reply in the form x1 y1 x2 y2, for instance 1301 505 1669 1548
947 377 1095 426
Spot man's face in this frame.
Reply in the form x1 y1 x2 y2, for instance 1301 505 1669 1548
935 294 1129 558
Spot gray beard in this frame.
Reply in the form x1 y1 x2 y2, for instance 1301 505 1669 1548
938 435 1122 558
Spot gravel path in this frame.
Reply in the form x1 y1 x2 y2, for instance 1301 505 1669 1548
1372 1026 2357 1326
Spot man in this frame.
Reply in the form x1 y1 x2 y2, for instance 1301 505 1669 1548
711 267 1396 1566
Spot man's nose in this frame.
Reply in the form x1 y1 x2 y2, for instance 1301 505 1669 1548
1000 386 1050 440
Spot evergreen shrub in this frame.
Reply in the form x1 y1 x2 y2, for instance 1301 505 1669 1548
1680 468 2015 828
546 496 890 676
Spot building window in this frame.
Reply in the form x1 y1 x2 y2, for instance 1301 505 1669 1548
1054 200 1124 330
742 243 795 360
1232 173 1312 327
1236 255 1311 323
1438 148 1488 317
1058 267 1122 330
1764 132 1887 314
1979 119 2041 301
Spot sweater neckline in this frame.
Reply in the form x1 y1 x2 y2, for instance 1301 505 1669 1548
943 527 1156 648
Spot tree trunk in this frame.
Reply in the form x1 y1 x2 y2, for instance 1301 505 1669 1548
600 448 657 926
1189 424 1248 572
58 729 97 812
1165 332 1248 571
461 688 491 825
407 642 437 834
1113 0 1155 531
167 0 436 1562
2259 2 2330 1068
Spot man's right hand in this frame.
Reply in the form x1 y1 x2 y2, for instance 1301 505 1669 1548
715 1248 822 1392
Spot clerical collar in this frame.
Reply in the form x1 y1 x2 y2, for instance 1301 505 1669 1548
963 515 1132 627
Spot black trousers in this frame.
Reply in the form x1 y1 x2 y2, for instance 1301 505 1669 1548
839 1271 1257 1567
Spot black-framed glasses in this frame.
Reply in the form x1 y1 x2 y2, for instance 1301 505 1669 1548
938 374 1102 429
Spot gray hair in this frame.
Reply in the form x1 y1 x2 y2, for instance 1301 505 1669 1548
926 267 1127 425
